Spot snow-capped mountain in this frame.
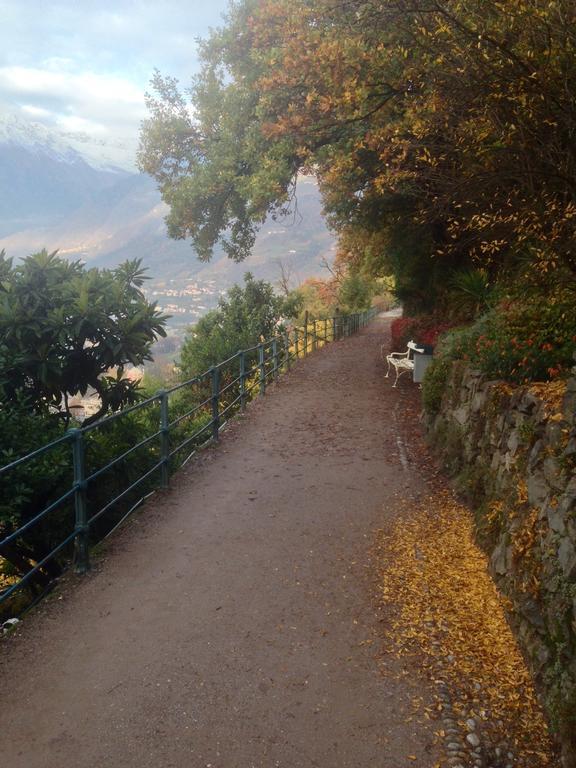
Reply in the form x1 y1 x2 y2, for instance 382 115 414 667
0 108 130 235
0 108 133 172
0 111 83 165
0 109 335 317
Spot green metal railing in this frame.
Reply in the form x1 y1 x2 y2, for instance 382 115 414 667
0 308 377 609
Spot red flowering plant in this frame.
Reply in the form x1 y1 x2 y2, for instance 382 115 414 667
436 289 576 383
390 317 416 349
391 315 455 351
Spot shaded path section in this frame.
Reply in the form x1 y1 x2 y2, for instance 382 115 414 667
1 316 436 768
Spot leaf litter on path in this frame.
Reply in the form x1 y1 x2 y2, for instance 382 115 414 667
373 489 558 767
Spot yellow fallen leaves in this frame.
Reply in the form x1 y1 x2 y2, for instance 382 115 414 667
374 489 556 766
529 380 567 418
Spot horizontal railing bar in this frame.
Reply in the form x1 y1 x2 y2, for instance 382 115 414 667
219 374 242 396
0 530 77 606
101 490 156 542
169 421 212 457
82 392 162 433
0 431 73 475
87 461 164 527
178 431 215 468
214 351 241 370
165 375 203 394
244 378 261 396
168 396 212 429
84 430 162 485
0 487 76 549
241 342 263 354
219 393 243 419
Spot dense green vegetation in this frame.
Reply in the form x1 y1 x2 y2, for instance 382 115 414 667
179 272 300 379
0 251 168 603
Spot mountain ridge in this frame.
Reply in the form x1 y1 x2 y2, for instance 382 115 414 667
0 111 335 327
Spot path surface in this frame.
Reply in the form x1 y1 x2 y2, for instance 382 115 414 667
1 316 437 768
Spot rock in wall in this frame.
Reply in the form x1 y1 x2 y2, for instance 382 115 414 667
425 362 576 766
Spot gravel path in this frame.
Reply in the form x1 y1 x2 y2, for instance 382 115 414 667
0 315 438 768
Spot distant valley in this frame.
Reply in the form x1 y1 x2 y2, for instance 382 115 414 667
0 111 335 336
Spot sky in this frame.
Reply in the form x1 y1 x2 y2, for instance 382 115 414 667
0 0 231 167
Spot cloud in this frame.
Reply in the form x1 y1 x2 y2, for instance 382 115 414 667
20 104 54 120
0 1 230 166
0 65 147 159
41 57 78 73
0 66 145 115
0 2 224 82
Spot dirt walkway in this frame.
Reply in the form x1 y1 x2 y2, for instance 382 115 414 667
0 315 438 768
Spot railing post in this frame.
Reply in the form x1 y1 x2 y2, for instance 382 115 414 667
239 350 246 411
272 338 279 380
284 332 290 371
258 343 266 395
294 327 300 359
303 313 308 356
210 366 220 441
333 315 337 342
70 428 90 574
312 320 317 351
159 389 170 488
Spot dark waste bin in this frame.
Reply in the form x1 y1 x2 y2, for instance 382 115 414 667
407 341 434 383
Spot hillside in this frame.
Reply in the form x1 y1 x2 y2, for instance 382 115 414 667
0 112 335 328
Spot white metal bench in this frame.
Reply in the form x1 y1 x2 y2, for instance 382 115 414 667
381 339 420 387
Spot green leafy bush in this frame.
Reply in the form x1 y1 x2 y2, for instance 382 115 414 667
0 250 167 425
422 357 452 415
179 272 300 380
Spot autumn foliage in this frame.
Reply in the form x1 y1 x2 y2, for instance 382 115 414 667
139 0 576 381
375 491 555 766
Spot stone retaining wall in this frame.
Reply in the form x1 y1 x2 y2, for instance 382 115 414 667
425 363 576 766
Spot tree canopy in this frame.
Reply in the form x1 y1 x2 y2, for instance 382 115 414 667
139 0 576 312
179 272 300 379
0 250 168 425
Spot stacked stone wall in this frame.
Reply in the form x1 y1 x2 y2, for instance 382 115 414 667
426 364 576 766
